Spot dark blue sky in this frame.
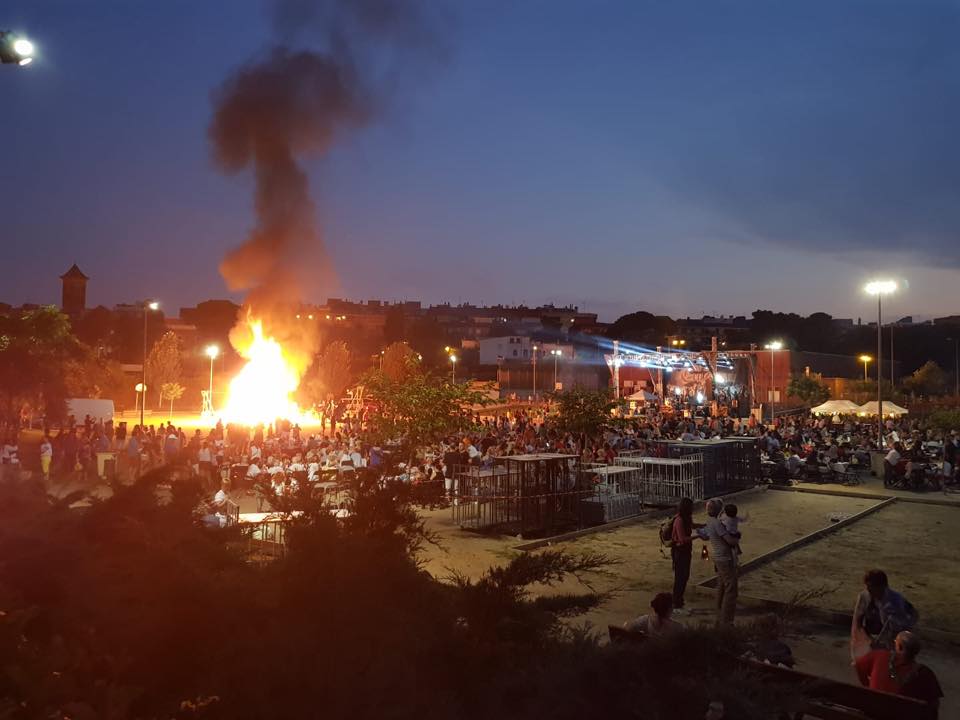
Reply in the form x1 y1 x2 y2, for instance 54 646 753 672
2 1 958 321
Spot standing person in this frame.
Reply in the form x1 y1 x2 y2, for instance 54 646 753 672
126 429 142 481
698 497 740 626
39 435 53 482
163 427 180 465
670 497 698 612
855 631 943 717
197 441 214 490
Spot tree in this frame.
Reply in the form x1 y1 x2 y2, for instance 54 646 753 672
299 341 353 409
64 345 130 407
553 388 618 439
606 311 677 345
0 306 80 423
928 409 960 433
317 341 352 398
902 361 947 397
363 367 492 462
160 382 186 417
786 374 830 406
380 341 418 382
146 331 182 409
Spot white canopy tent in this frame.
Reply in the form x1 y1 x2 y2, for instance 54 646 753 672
857 401 909 417
626 390 658 402
810 399 862 415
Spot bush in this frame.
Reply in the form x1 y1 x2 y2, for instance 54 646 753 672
0 471 804 719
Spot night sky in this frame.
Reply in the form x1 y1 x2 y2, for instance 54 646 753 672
2 1 958 321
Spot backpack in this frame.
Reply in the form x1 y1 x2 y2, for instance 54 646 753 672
659 516 675 547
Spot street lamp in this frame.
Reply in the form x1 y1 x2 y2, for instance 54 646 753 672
141 300 159 428
865 280 897 446
205 345 219 413
135 382 146 418
449 354 457 383
550 348 562 390
531 344 538 400
0 32 34 66
948 338 960 397
764 340 783 423
859 355 872 382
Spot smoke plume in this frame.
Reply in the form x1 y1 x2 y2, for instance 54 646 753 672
210 0 444 366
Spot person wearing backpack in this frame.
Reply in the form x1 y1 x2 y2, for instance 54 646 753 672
667 497 699 613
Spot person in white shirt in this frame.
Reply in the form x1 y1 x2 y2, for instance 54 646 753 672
2 437 20 482
884 443 903 487
623 592 683 637
201 480 232 528
197 441 214 488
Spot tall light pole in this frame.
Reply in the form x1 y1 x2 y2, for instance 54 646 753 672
141 300 159 428
764 340 783 423
0 32 35 66
865 280 897 446
949 338 960 397
890 323 895 388
551 348 562 390
859 355 872 382
531 344 538 400
449 354 457 383
205 345 219 412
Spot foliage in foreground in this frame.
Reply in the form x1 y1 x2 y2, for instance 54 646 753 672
0 472 802 720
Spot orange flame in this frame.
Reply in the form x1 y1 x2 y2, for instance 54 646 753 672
221 319 316 426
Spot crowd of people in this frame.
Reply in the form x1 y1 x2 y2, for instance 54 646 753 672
2 402 956 716
4 407 958 507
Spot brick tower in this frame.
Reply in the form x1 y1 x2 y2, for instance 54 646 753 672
60 264 88 316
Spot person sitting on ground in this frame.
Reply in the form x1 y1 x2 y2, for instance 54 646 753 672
851 569 917 653
623 592 683 638
855 631 943 717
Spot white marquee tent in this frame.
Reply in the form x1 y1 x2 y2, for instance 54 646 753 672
857 401 909 416
626 390 658 402
810 399 862 415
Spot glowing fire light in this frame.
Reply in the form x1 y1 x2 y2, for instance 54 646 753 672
221 319 316 425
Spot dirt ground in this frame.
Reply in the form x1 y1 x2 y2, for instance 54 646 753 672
419 489 960 717
740 501 960 634
419 488 880 628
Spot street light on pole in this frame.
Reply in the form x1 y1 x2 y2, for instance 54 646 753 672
141 300 159 428
0 32 35 66
859 355 872 382
532 345 538 400
550 348 562 390
205 345 219 413
865 280 897 447
948 338 960 397
763 340 783 423
449 354 457 383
